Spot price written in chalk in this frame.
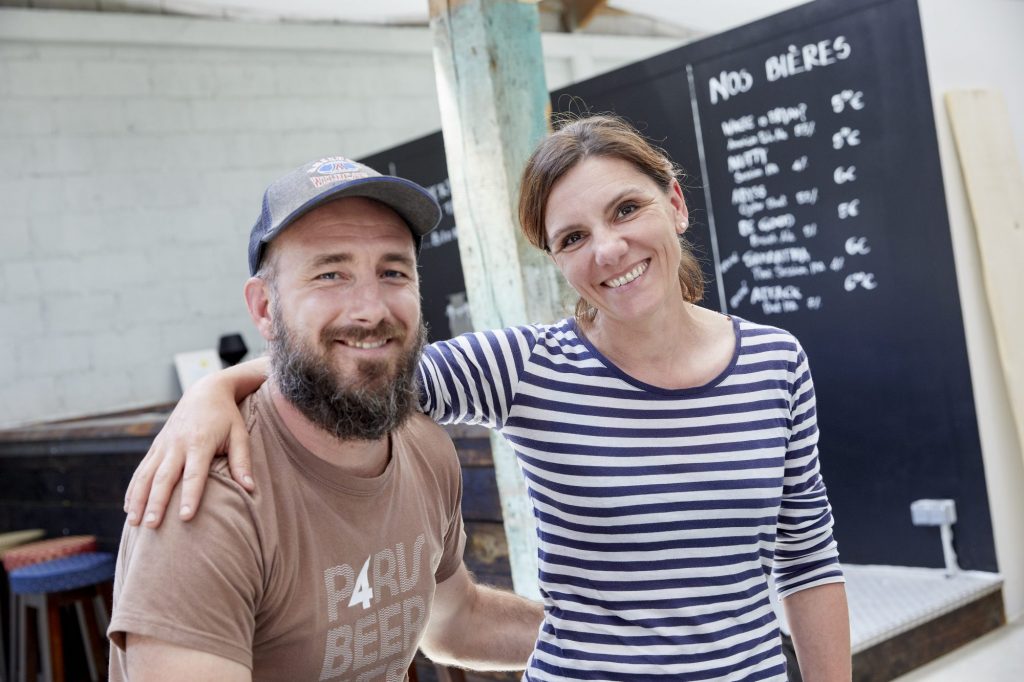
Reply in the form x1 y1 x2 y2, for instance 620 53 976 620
844 271 877 291
831 89 865 113
834 166 857 184
838 199 861 219
832 127 861 149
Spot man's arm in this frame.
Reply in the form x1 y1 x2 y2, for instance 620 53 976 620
418 563 542 670
782 582 851 682
125 635 251 682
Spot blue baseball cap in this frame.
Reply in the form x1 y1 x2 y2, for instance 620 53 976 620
248 156 442 275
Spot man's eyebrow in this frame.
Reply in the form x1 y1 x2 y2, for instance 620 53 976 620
309 253 353 268
380 252 416 268
308 252 415 269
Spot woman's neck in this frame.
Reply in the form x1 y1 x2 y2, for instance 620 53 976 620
583 301 734 390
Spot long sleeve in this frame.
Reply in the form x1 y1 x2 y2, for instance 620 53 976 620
417 325 541 430
772 343 845 598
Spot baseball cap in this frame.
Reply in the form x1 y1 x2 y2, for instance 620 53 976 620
248 156 442 275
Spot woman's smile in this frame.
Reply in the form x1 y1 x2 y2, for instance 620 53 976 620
603 259 650 289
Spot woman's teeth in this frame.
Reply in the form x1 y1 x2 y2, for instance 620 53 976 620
606 261 648 288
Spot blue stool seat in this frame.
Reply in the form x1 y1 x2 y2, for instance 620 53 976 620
8 552 115 682
9 553 115 596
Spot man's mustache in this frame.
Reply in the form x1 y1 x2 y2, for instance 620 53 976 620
320 321 406 345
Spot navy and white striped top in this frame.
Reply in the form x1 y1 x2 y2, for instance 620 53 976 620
418 316 843 681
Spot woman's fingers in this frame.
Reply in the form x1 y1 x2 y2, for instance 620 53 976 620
178 443 218 520
226 415 255 492
124 450 158 525
141 447 188 527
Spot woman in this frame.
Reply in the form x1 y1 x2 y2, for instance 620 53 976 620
127 115 850 681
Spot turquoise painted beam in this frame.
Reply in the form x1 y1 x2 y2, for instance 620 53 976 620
428 0 568 599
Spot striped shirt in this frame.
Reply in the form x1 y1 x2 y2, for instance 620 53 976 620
418 316 843 681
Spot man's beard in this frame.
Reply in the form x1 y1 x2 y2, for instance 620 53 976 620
269 308 426 442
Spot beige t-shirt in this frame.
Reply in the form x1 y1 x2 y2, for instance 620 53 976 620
109 384 466 681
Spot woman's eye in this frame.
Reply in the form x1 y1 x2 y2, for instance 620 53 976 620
616 202 638 219
561 232 583 249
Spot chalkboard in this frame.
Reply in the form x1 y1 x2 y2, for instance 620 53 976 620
362 0 996 572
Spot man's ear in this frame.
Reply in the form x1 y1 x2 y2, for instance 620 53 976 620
244 277 275 341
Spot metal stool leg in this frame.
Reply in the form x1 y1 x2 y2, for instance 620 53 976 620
43 593 60 682
19 597 33 682
8 593 17 682
1 594 5 682
73 597 103 682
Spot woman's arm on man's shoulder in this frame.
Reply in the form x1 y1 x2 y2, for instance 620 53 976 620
124 356 270 528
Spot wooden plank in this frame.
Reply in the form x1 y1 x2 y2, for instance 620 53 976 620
461 468 503 521
851 589 1005 681
945 90 1024 460
429 0 567 599
562 0 607 31
464 521 511 570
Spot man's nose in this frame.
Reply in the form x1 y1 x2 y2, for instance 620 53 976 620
346 281 389 325
592 226 627 266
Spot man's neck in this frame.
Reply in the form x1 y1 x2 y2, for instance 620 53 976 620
267 381 391 478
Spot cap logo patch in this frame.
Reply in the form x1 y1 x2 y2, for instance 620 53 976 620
306 157 370 188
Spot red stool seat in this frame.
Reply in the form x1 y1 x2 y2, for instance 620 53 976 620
0 530 45 556
1 536 97 573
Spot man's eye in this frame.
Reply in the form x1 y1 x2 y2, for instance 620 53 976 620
383 270 409 279
317 272 340 280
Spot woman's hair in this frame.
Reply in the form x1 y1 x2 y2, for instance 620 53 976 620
518 114 704 325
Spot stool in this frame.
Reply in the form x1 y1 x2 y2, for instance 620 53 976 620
9 553 115 682
0 533 46 558
1 537 97 575
3 537 97 682
0 531 46 682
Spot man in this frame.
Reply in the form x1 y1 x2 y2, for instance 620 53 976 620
108 157 543 681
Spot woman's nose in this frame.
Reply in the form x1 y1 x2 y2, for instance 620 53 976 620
592 227 627 266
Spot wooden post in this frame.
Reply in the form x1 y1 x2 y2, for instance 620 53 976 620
945 90 1024 463
428 0 566 599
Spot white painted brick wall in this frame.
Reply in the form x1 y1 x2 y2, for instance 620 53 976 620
0 7 684 428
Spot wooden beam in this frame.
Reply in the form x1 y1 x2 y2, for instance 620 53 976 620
945 89 1024 463
563 0 607 31
428 0 566 599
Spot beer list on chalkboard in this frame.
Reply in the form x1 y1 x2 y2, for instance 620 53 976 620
691 34 881 319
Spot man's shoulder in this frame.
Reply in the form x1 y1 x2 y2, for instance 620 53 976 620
396 414 460 477
400 412 457 451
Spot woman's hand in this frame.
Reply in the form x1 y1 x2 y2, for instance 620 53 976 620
124 357 270 527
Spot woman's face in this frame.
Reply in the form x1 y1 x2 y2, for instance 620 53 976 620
544 155 688 327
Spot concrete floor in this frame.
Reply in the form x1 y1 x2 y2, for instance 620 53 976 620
893 617 1024 681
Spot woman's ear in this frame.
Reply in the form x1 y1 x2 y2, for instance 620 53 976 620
670 179 690 234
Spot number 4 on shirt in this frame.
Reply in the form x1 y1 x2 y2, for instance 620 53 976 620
349 556 374 610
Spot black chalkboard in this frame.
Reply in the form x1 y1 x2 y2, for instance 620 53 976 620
363 0 996 572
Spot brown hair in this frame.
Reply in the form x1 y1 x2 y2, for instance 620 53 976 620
518 114 704 325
